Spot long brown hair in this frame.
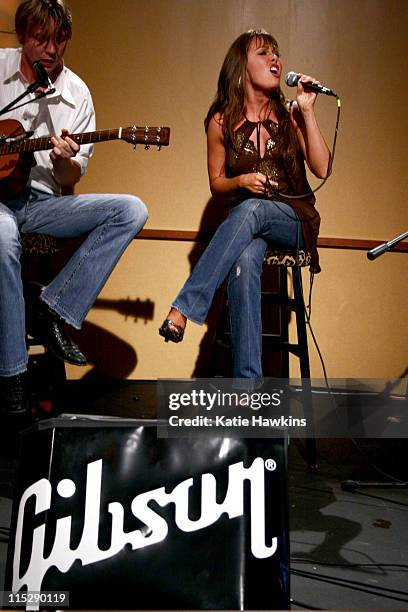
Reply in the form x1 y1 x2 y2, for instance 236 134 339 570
204 30 299 168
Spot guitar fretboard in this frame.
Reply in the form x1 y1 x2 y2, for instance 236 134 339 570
1 128 122 155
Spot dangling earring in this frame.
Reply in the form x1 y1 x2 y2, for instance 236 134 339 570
238 75 242 87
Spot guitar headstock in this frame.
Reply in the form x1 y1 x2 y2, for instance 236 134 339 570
120 126 170 150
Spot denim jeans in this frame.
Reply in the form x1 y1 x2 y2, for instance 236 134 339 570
0 188 147 376
172 198 301 380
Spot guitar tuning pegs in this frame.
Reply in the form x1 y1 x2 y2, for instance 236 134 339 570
144 126 150 150
156 127 162 151
131 125 137 150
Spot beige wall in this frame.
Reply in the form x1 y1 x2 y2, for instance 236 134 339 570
2 1 407 381
0 0 17 46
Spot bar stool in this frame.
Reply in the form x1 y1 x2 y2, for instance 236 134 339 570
21 232 66 414
210 246 317 470
262 246 311 378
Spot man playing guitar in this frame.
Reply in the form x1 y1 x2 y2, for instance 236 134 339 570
0 0 148 417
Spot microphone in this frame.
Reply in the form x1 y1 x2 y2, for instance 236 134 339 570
32 60 56 93
367 231 408 260
285 71 337 97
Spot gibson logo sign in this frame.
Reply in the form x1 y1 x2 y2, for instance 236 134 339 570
13 457 278 595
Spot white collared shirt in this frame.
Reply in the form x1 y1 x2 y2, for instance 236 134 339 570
0 47 95 195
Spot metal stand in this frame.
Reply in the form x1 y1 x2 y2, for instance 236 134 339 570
0 81 39 117
341 231 408 492
367 230 408 260
0 63 54 117
342 479 408 492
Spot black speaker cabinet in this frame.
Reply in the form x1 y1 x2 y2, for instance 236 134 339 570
5 416 289 609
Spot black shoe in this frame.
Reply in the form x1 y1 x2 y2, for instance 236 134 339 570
0 373 29 415
159 318 185 343
26 282 87 366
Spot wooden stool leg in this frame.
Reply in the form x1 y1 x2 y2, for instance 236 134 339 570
279 267 290 378
27 349 66 416
293 266 317 471
22 234 67 417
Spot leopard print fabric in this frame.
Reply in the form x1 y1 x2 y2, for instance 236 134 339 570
21 233 59 254
264 248 311 268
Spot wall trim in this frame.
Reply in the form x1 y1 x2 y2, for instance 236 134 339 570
137 229 408 253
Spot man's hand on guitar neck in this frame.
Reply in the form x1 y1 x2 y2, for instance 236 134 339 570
50 128 81 187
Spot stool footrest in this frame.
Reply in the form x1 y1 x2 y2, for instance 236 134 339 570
260 291 299 310
261 338 302 356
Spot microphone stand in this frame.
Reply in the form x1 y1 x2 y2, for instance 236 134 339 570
0 78 54 117
367 230 408 260
341 392 408 492
341 233 408 493
0 80 43 117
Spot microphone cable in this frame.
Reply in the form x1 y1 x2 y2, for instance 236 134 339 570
251 94 404 486
290 566 408 604
271 111 408 487
274 95 341 200
298 280 408 486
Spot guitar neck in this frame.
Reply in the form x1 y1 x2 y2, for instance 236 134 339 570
5 128 122 154
0 121 170 156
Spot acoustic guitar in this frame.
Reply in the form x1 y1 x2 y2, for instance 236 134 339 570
0 118 170 200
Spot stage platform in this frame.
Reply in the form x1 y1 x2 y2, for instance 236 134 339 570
0 379 407 610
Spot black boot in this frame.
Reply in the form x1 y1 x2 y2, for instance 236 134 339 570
0 373 29 415
26 282 87 366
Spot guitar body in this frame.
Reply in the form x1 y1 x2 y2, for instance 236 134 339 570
0 119 36 201
0 152 35 201
0 118 170 200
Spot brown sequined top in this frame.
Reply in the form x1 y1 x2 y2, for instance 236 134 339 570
225 118 321 272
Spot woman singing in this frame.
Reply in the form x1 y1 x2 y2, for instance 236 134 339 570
159 29 330 383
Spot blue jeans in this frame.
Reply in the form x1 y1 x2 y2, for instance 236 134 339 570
172 198 301 380
0 188 148 376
